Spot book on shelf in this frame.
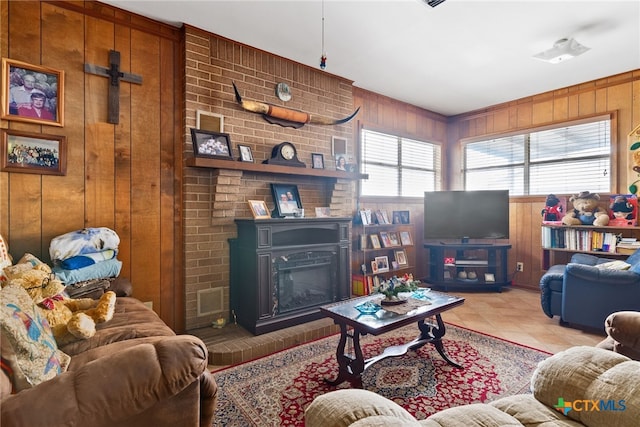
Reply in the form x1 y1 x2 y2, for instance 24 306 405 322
352 274 366 296
541 226 618 253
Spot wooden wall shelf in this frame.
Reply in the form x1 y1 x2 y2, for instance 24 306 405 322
186 157 368 180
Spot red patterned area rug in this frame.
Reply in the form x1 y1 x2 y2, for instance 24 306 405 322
212 323 551 426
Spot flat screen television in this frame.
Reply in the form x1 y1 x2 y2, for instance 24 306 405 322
424 190 510 242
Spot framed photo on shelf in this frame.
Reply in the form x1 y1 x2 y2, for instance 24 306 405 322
238 144 254 162
388 232 401 247
359 234 367 250
371 260 379 274
381 210 390 224
1 129 66 176
359 209 372 225
395 249 408 266
374 256 390 273
393 210 410 224
311 153 324 169
315 207 331 218
2 58 64 127
379 231 392 248
400 231 413 246
247 200 270 219
190 129 233 159
370 234 381 249
270 183 302 217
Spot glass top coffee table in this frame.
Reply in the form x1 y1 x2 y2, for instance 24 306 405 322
320 289 465 387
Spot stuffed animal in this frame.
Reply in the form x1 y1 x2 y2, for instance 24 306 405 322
541 194 563 221
5 254 116 346
562 191 609 226
610 195 635 220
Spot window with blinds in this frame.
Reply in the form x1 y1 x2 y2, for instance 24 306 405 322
360 129 441 197
463 117 611 196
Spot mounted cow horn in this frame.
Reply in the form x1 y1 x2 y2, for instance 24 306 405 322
233 82 359 129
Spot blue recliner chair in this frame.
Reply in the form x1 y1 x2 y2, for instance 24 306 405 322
540 249 640 330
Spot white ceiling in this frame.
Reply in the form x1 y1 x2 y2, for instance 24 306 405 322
101 0 640 116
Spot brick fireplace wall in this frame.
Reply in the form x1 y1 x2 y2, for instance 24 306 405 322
183 26 358 330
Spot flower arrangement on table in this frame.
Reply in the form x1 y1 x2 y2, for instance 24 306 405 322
375 274 421 304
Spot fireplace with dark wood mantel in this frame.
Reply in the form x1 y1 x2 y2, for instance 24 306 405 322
229 217 351 335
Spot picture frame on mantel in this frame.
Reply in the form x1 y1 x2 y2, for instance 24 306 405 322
270 183 302 217
1 58 64 127
190 128 233 160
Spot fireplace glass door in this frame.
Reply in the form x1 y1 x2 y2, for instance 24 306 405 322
273 250 337 314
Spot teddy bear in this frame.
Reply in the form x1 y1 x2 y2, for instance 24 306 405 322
5 254 116 346
541 194 563 222
609 195 635 221
562 191 609 226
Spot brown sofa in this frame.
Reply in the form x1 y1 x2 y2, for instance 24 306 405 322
1 281 217 427
596 310 640 360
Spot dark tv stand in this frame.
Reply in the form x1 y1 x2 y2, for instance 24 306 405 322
423 243 512 292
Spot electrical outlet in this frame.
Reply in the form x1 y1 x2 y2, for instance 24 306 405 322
516 262 524 272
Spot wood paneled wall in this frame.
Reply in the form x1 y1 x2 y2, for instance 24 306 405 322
352 88 448 280
448 70 640 290
0 1 185 330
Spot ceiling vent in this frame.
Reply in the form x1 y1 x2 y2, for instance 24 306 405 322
533 38 590 64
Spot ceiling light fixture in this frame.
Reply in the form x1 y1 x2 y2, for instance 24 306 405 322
319 0 327 70
533 38 590 64
421 0 447 7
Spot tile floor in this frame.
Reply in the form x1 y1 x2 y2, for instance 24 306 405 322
192 287 605 370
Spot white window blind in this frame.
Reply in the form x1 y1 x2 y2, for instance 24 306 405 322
464 118 611 196
360 129 441 197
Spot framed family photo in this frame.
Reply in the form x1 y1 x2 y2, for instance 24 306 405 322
248 200 270 219
1 129 66 175
395 249 408 266
270 183 302 217
190 129 233 160
374 256 390 273
238 144 254 162
2 58 64 127
311 153 324 169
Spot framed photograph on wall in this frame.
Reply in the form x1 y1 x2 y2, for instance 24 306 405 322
190 129 233 160
1 129 66 175
196 110 224 133
247 200 270 219
270 183 302 217
311 153 324 169
2 58 64 127
238 144 254 162
332 136 347 156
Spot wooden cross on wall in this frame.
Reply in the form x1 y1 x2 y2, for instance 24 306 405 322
84 50 143 124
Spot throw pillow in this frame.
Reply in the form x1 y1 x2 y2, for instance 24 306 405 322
595 260 631 270
0 283 70 391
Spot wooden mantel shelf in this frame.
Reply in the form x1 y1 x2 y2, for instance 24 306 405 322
186 157 368 180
